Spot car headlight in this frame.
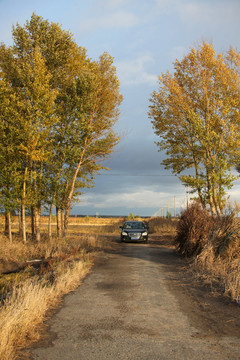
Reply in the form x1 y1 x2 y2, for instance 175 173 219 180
122 231 128 236
142 232 148 236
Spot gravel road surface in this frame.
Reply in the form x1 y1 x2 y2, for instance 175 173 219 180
30 237 240 360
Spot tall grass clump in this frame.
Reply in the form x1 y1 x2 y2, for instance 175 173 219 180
176 201 240 303
175 202 213 257
0 225 116 359
0 259 91 360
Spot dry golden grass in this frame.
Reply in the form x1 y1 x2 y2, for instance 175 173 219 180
0 259 92 360
0 219 118 359
0 232 114 308
0 231 114 264
66 222 122 235
0 214 178 235
0 215 178 358
66 216 123 225
225 258 240 303
147 217 177 235
178 203 240 304
0 215 123 230
194 243 240 303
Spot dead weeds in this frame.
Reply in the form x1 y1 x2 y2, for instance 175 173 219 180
176 202 240 304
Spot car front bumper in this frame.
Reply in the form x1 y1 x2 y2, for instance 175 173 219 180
121 232 148 242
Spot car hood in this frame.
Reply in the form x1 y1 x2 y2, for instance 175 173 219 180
122 228 146 232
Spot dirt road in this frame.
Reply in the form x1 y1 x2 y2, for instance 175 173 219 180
30 237 240 360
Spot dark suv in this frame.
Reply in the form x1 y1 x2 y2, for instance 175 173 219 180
120 221 149 243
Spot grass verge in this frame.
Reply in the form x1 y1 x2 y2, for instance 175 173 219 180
0 258 92 360
0 229 115 360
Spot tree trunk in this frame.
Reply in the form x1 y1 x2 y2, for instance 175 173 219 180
35 205 41 242
5 210 12 243
194 162 204 207
212 184 221 217
63 136 89 235
205 148 215 216
48 203 53 240
63 161 83 234
56 206 62 238
22 167 28 243
206 168 215 216
32 162 41 242
31 206 35 240
22 203 27 243
18 207 22 238
61 209 64 237
63 207 70 237
4 211 9 236
8 211 12 243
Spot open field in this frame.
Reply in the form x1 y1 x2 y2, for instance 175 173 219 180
0 215 123 236
0 216 178 242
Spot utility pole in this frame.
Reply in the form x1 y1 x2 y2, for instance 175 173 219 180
186 186 189 209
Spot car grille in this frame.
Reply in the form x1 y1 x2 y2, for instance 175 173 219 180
130 232 141 239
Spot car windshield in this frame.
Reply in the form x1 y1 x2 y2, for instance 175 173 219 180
123 222 145 229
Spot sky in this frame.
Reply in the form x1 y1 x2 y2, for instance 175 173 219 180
1 0 240 217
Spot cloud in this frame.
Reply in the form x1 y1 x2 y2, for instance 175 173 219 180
154 0 178 10
78 184 185 210
79 10 138 33
177 1 240 29
177 1 201 19
153 0 240 29
97 0 131 9
116 53 158 86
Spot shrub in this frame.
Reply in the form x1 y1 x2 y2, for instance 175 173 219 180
166 211 172 220
175 202 213 257
128 213 135 220
211 211 240 260
179 202 240 303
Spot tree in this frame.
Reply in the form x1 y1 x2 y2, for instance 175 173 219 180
59 52 122 234
0 42 58 242
0 73 21 242
0 13 122 240
0 13 74 241
149 42 240 216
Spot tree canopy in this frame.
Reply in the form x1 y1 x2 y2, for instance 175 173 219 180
0 13 122 241
149 42 240 216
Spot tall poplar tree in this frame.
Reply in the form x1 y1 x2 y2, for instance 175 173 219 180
149 42 240 215
0 44 58 242
0 74 21 242
49 52 122 234
0 13 122 240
